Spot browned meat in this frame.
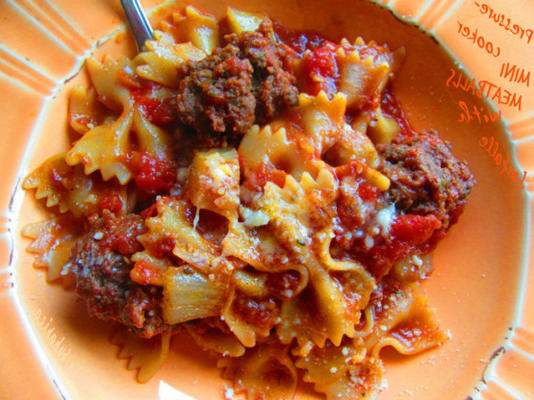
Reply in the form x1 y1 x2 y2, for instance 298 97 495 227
176 45 255 141
176 21 298 144
226 21 298 123
377 133 475 229
65 214 171 338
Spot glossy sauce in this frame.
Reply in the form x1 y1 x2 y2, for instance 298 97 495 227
126 151 177 198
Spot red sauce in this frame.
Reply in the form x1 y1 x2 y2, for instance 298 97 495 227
332 162 383 248
331 271 364 315
380 89 416 138
367 278 402 319
127 151 177 198
118 69 176 126
300 42 339 97
273 22 328 55
270 169 287 188
357 181 380 202
140 202 159 219
334 180 377 241
353 214 441 279
102 213 146 255
130 259 164 286
334 159 364 179
391 214 442 244
335 160 380 202
150 237 176 258
243 162 287 191
232 292 279 329
266 270 301 299
136 93 176 126
98 193 123 215
249 163 272 189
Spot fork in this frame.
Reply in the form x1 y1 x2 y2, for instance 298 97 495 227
120 0 154 51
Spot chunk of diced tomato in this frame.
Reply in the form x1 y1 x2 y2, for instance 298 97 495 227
129 152 176 198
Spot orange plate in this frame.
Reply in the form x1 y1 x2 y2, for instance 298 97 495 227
0 0 532 399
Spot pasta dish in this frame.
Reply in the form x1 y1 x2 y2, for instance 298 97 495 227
22 6 475 400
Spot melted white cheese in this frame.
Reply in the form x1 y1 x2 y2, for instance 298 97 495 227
375 204 396 234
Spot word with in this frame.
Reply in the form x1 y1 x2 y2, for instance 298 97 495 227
457 21 500 58
479 136 527 188
35 308 71 361
446 68 522 111
499 62 531 88
474 2 533 45
457 101 500 124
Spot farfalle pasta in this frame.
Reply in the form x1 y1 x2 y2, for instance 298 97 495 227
22 5 475 400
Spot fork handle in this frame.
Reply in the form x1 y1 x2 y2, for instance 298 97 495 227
120 0 154 51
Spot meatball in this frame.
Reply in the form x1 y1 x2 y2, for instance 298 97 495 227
377 133 475 229
225 21 299 123
175 20 298 144
64 214 171 338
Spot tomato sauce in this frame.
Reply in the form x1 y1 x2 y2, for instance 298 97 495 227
135 93 176 126
299 42 340 97
335 160 380 202
274 23 341 96
102 213 146 255
140 202 159 219
380 89 416 138
118 69 176 126
150 237 176 258
126 151 177 198
391 214 442 244
130 259 165 286
367 278 402 320
331 271 364 316
353 214 441 279
242 161 287 192
273 22 328 56
98 193 123 215
232 292 280 329
266 270 301 299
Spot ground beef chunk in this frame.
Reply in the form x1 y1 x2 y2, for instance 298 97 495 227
176 46 255 140
65 214 171 338
226 22 298 123
175 21 298 144
378 133 475 229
